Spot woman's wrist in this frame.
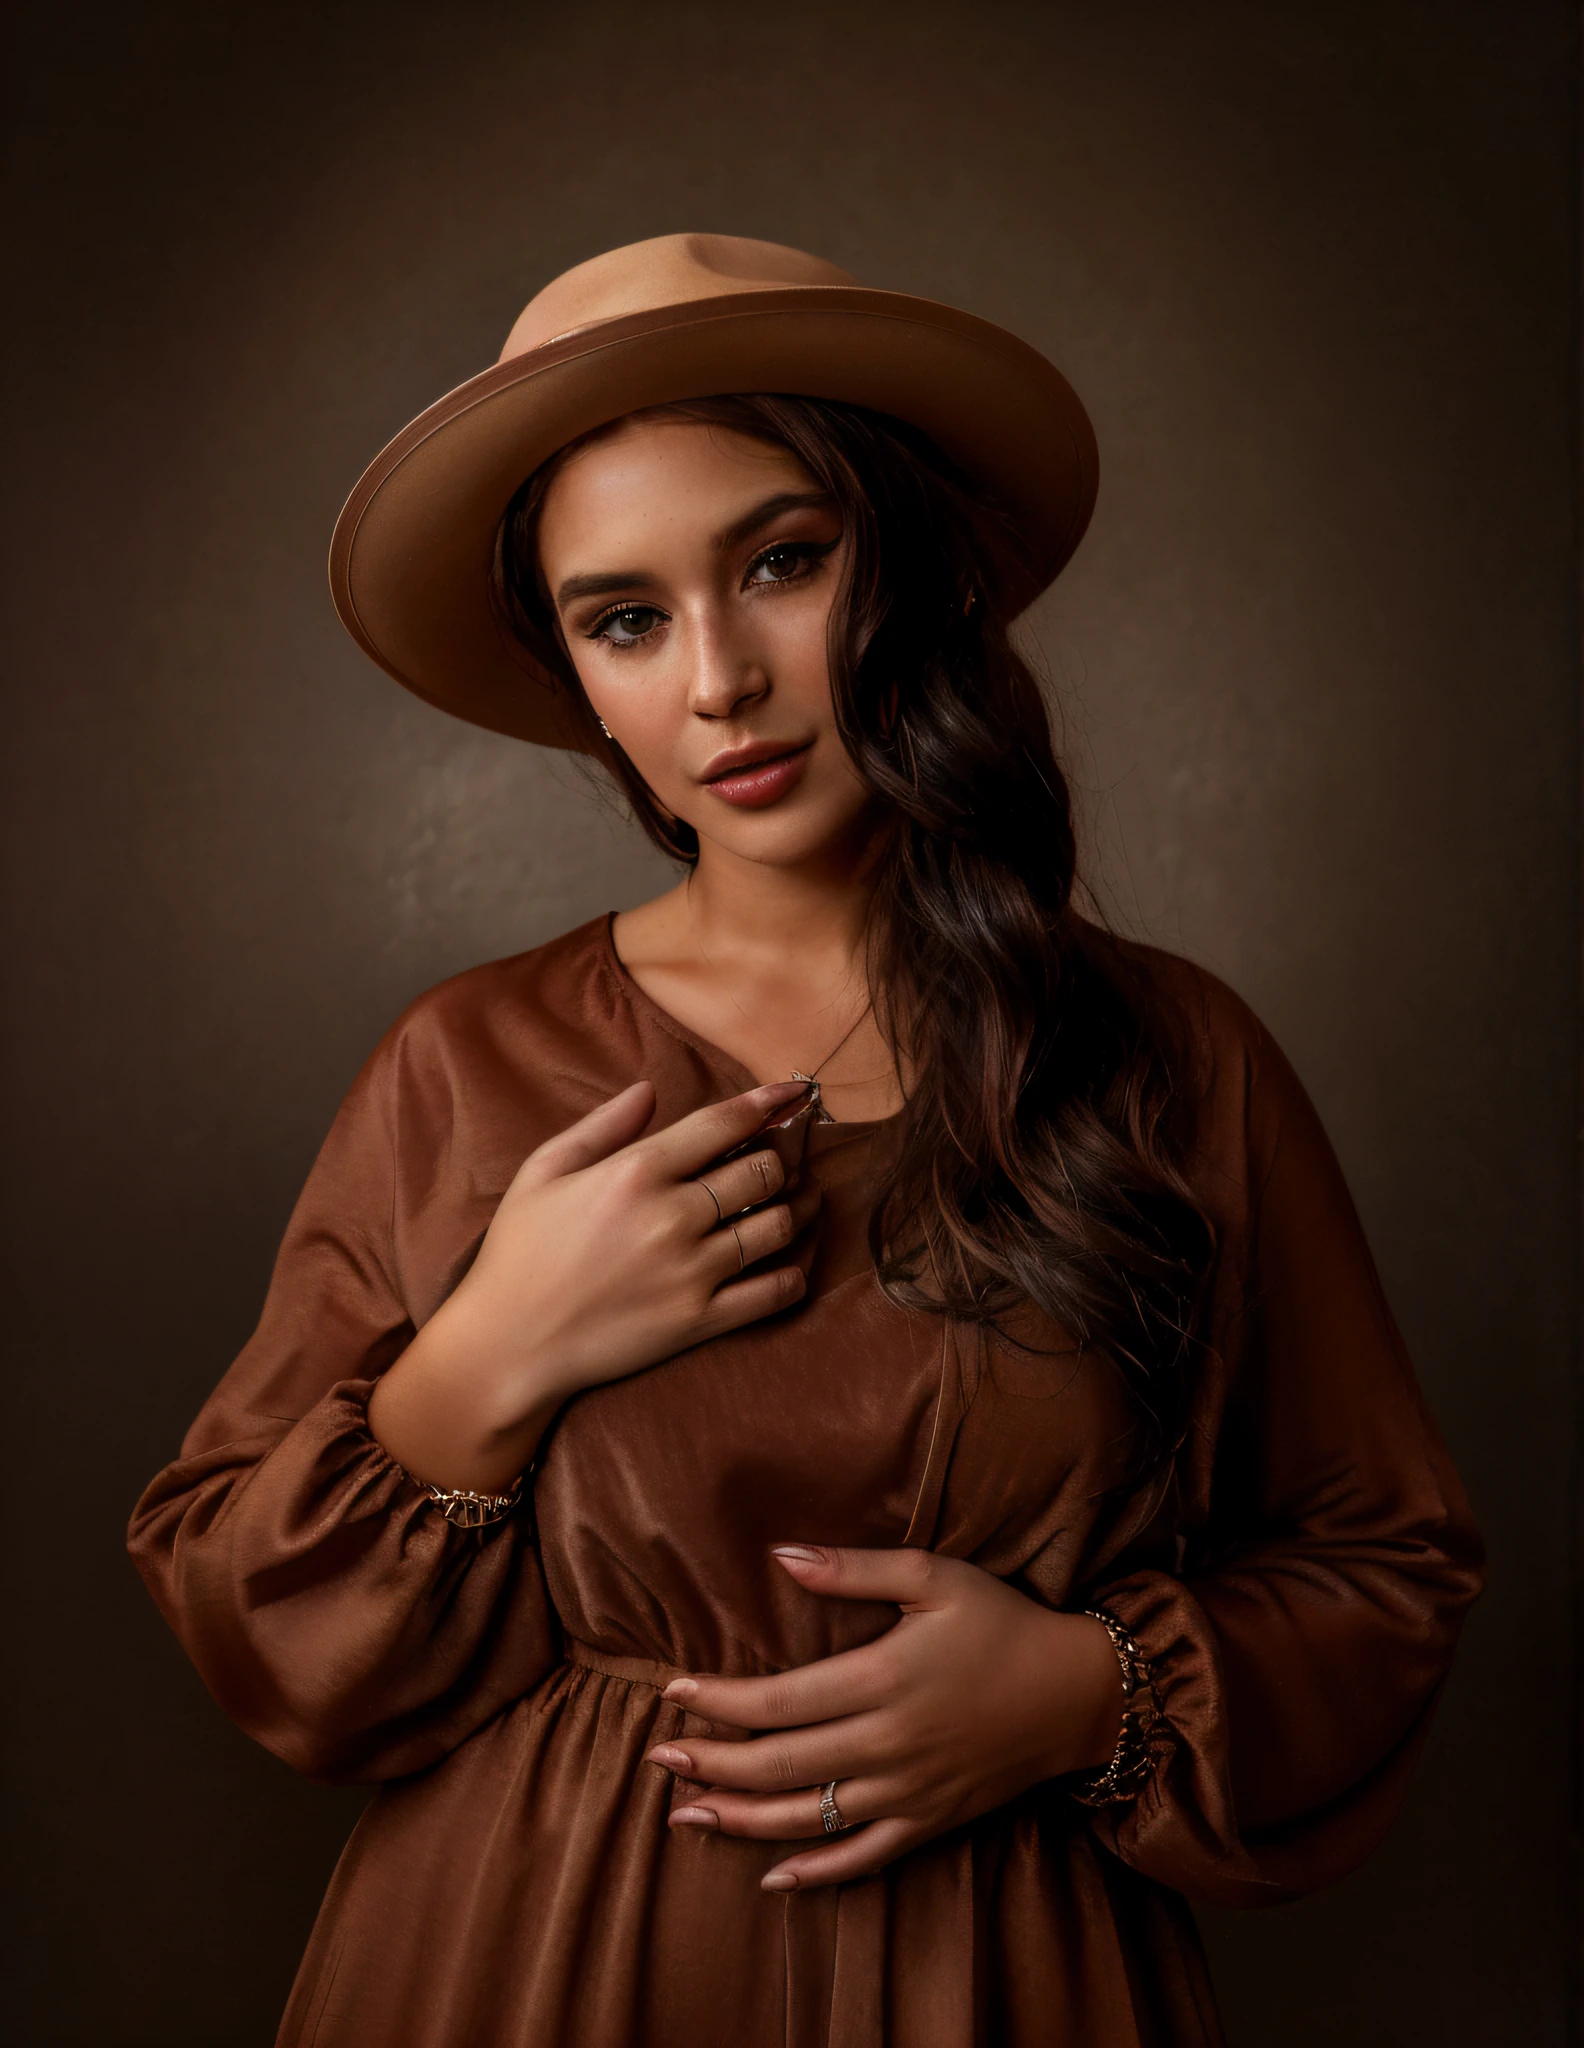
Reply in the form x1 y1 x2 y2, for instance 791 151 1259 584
1064 1610 1127 1773
1070 1609 1160 1807
1017 1605 1126 1783
368 1285 572 1494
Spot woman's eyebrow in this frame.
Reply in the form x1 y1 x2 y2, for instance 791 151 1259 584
712 490 836 553
554 491 835 608
554 569 657 607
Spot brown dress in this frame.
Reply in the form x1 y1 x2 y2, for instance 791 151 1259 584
128 914 1482 2048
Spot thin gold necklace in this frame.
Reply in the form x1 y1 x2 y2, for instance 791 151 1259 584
791 1003 874 1124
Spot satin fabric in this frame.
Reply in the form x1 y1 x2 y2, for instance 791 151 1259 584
128 914 1482 2047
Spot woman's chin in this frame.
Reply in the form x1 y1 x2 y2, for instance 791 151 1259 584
679 785 874 870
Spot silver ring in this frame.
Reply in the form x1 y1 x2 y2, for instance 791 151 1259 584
697 1177 724 1226
730 1223 746 1272
820 1781 849 1834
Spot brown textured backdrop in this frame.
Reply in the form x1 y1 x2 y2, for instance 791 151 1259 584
4 4 1577 2042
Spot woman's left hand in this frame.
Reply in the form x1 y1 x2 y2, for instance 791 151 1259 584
645 1545 1124 1891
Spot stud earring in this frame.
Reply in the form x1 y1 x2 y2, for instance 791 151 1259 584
598 718 613 740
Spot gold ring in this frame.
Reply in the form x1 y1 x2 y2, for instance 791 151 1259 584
730 1224 746 1272
697 1177 724 1225
820 1781 849 1835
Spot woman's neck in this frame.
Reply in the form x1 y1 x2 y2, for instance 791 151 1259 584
612 824 902 1117
687 838 874 987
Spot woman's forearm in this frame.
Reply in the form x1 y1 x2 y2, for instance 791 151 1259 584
367 1284 571 1494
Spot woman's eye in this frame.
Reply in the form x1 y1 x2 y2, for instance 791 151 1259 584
746 542 828 587
592 605 664 646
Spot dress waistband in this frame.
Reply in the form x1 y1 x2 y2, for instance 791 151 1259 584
564 1637 690 1692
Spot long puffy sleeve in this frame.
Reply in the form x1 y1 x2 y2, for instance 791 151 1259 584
126 1026 561 1783
1080 978 1484 1906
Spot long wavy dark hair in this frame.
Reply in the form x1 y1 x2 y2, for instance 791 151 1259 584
494 393 1215 1479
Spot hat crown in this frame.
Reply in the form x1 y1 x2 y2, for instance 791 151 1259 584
498 233 859 362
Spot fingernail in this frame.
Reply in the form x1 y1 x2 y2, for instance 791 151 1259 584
771 1544 822 1564
761 1870 799 1892
661 1678 698 1702
669 1805 719 1829
646 1745 693 1771
759 1079 812 1102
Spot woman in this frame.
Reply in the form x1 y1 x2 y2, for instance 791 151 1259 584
129 234 1483 2048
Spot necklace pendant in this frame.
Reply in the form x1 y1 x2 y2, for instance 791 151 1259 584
789 1072 835 1123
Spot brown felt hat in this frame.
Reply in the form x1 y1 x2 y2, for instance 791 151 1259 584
328 233 1098 750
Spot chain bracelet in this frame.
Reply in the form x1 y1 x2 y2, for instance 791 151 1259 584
424 1475 524 1529
1070 1607 1159 1808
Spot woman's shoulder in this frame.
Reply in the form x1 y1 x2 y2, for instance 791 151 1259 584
390 913 614 1032
1077 919 1307 1187
354 913 635 1104
1079 918 1273 1075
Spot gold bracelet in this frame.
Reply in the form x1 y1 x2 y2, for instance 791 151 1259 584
424 1475 524 1529
1070 1608 1158 1808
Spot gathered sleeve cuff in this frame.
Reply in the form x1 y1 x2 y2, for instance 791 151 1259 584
1077 996 1484 1906
127 1029 561 1783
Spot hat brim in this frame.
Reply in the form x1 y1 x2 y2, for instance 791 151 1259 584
329 286 1098 750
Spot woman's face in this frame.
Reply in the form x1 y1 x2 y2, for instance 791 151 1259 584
535 419 875 867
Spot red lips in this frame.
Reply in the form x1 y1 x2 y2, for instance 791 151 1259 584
699 739 814 809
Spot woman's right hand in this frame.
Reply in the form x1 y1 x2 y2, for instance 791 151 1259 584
367 1078 818 1495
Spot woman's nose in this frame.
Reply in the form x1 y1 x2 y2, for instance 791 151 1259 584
685 616 769 720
